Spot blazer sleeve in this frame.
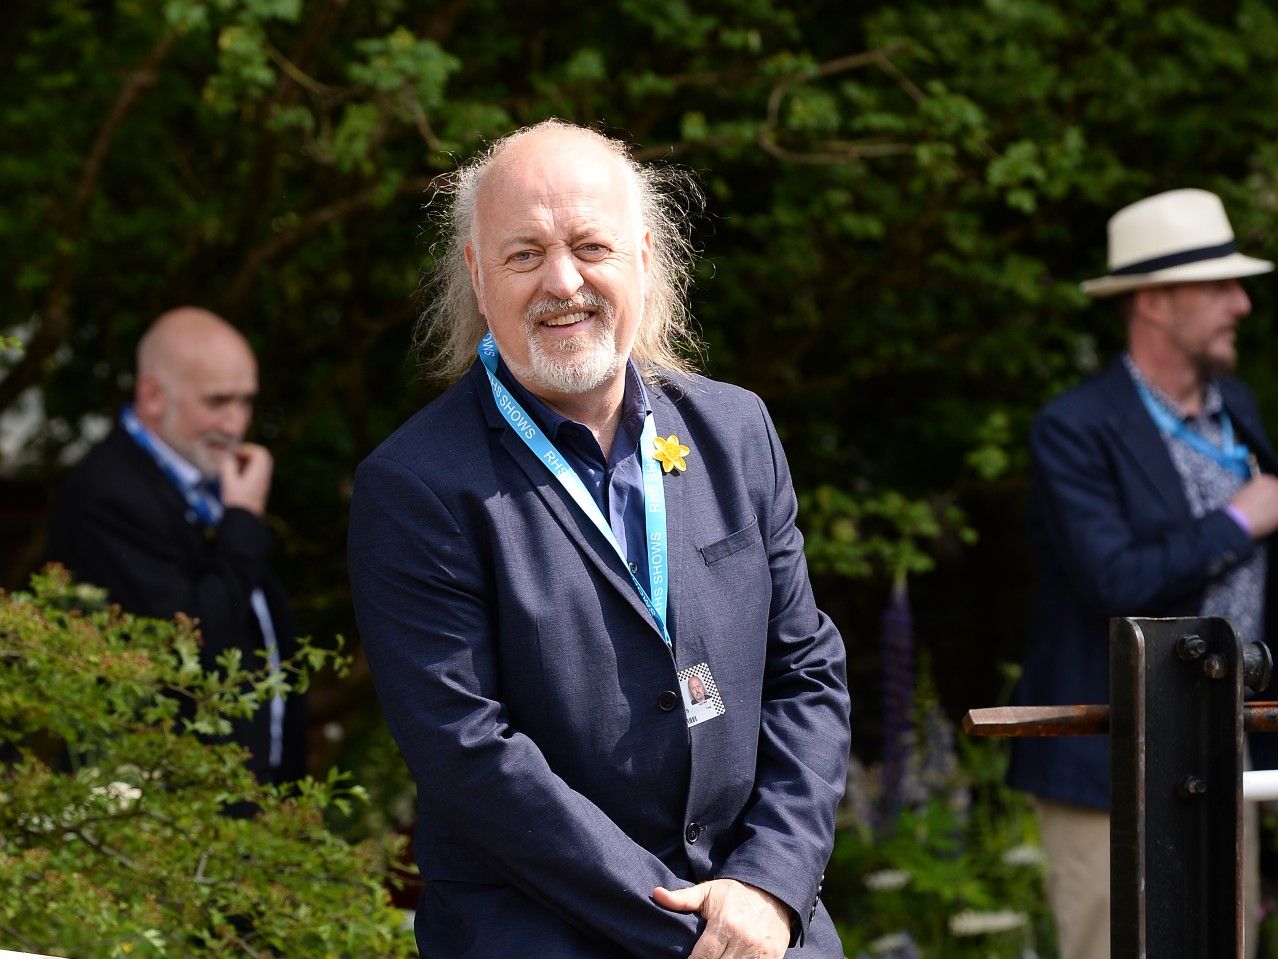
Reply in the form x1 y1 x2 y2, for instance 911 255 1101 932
347 454 703 958
1031 402 1254 617
715 396 852 940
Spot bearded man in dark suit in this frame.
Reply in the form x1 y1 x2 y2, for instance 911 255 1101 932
45 307 306 784
348 120 851 959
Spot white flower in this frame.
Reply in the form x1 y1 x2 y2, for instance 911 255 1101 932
864 868 911 892
1001 843 1044 867
17 812 57 833
90 780 142 812
869 931 913 953
948 909 1029 936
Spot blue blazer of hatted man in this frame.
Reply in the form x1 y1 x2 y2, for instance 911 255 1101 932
1009 356 1278 810
348 357 851 958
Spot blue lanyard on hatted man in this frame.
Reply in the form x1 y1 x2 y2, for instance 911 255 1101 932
477 333 672 649
1133 380 1255 480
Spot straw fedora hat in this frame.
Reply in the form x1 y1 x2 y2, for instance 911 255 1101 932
1080 188 1273 298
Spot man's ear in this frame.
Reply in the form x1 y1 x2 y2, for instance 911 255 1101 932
639 229 653 299
134 374 166 427
1131 287 1170 328
465 242 486 316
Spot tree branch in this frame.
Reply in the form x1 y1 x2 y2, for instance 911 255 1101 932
225 0 348 257
0 27 181 415
759 44 925 166
220 175 443 308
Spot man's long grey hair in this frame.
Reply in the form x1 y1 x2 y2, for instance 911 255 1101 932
412 120 705 384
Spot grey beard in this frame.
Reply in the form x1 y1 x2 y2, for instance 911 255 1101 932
515 293 624 394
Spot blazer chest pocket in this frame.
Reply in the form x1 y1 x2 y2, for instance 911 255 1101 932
698 517 761 565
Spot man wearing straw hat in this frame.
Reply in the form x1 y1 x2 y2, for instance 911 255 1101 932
1009 188 1278 959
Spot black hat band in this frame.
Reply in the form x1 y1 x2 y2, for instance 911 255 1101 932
1111 240 1238 276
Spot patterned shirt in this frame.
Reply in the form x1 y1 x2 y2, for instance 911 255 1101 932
1123 354 1267 646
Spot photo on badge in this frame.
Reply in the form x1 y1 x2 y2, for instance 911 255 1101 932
677 662 726 728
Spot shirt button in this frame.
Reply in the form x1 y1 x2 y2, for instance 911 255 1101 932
685 822 701 844
628 561 639 573
658 690 679 712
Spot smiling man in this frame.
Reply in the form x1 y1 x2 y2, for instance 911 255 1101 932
1009 189 1278 959
348 120 850 959
45 307 307 785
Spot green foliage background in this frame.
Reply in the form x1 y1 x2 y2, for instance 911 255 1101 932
5 0 1278 950
0 569 414 957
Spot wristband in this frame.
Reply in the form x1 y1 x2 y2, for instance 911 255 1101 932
1224 504 1253 538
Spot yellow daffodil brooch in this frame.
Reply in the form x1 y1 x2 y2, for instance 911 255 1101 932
653 434 691 474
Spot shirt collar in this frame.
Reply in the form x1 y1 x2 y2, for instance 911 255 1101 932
135 418 206 489
1123 352 1223 420
494 357 652 444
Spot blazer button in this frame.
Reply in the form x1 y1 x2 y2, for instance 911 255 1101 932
685 822 701 844
658 690 679 711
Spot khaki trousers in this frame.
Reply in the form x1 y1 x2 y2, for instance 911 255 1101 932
1034 794 1259 959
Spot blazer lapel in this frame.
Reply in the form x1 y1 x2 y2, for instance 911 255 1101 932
113 425 207 547
1222 381 1278 472
1102 358 1194 520
648 380 692 641
471 362 666 640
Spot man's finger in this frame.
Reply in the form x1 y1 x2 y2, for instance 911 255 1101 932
652 884 708 913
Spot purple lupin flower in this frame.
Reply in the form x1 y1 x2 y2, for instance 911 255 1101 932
878 573 914 829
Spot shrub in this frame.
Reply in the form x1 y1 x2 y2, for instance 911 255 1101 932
0 567 415 958
826 668 1055 958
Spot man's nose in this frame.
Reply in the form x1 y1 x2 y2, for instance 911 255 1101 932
222 400 252 437
1233 281 1252 316
542 250 584 300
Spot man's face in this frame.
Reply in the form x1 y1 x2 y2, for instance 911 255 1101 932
688 675 706 704
465 131 651 402
1161 279 1252 376
145 345 257 476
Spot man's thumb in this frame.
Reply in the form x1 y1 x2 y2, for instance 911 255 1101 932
652 884 708 913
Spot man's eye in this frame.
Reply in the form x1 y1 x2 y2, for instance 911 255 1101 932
508 251 536 264
578 243 607 258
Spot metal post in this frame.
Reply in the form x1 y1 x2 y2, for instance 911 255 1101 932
964 616 1273 959
1109 617 1244 959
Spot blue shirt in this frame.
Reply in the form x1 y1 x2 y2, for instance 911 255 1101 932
495 359 652 594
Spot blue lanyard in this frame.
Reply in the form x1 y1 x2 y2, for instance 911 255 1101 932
1134 381 1253 480
477 334 672 648
119 405 222 527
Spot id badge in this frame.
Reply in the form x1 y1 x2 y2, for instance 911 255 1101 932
677 662 726 728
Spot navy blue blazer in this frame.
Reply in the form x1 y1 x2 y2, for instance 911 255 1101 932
348 361 850 958
1009 357 1278 809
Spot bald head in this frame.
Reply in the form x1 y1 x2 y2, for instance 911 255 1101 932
134 308 258 476
470 124 644 256
137 308 253 383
